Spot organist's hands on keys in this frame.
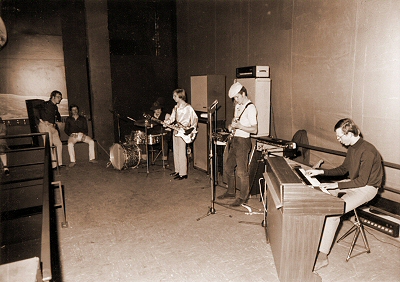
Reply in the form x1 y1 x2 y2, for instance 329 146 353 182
306 169 340 195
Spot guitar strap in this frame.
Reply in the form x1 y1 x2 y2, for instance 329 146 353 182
226 102 253 149
236 102 253 121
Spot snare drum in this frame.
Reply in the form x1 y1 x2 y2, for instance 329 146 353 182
109 143 141 170
147 134 162 145
132 130 146 144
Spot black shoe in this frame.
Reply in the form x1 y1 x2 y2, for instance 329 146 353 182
230 198 245 207
59 164 66 168
4 168 10 176
170 172 179 177
217 192 236 200
174 175 187 180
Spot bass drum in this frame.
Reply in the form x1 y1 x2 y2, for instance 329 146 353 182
109 143 141 170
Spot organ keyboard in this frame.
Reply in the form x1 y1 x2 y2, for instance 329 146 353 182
264 155 344 282
293 166 331 195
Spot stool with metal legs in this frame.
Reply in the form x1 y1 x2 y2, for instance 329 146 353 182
337 208 370 261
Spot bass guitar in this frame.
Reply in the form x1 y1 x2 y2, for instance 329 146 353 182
143 113 197 144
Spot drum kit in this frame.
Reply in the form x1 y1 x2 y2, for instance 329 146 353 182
108 117 167 172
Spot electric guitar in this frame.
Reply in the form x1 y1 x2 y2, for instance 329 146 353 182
143 113 197 144
225 117 239 144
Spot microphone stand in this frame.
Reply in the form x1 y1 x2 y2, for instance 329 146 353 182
197 100 232 221
117 113 121 143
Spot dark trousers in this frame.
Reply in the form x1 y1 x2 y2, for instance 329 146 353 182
224 137 252 200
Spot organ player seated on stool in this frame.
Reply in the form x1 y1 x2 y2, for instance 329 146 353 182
306 118 383 271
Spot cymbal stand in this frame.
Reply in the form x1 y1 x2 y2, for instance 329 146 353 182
117 113 121 143
144 120 149 174
197 100 231 221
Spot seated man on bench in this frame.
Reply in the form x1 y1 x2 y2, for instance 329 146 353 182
64 104 97 167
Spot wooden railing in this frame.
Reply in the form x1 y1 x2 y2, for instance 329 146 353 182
0 132 53 281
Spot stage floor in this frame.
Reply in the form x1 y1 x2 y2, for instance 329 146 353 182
49 153 399 282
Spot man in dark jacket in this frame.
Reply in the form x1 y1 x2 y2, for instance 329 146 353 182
37 90 64 168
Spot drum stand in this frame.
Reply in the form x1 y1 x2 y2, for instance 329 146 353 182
149 127 166 168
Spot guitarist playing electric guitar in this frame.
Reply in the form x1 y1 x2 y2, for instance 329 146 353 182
217 82 258 207
164 89 198 180
143 114 197 144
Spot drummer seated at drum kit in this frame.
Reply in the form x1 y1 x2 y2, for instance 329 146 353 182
147 99 171 162
133 99 171 163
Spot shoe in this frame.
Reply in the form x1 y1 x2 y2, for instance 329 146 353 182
89 159 98 164
170 172 179 177
4 168 10 176
68 162 76 168
174 175 188 180
314 257 329 271
217 192 236 200
230 198 245 207
59 164 66 168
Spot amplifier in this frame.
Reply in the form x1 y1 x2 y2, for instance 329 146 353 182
236 66 270 78
357 207 400 237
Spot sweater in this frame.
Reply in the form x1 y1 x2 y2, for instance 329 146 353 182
323 138 383 189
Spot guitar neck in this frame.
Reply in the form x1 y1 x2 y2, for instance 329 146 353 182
151 117 181 131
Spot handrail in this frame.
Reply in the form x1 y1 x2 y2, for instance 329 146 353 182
41 134 52 281
0 132 45 139
299 142 400 170
256 136 400 194
255 136 400 170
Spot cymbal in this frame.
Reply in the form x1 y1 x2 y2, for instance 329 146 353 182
134 119 158 127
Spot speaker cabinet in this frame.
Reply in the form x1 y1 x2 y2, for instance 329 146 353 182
249 149 265 195
190 75 226 120
236 78 271 137
191 75 226 172
194 122 208 171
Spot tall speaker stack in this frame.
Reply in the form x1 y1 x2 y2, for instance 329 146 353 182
191 75 226 172
236 66 271 137
236 66 271 195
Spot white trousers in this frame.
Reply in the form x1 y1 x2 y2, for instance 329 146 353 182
67 133 95 162
172 134 187 176
319 185 378 254
38 121 63 167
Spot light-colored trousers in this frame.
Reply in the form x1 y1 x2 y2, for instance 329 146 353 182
38 121 63 167
319 185 378 254
67 133 95 162
172 133 187 176
0 154 7 167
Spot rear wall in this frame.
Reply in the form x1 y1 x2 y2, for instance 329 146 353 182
176 0 400 199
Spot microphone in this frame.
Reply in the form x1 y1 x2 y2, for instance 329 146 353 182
210 99 218 109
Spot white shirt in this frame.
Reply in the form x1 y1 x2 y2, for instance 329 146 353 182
234 101 257 138
169 103 198 129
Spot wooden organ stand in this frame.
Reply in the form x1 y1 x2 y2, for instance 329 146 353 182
264 156 344 282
